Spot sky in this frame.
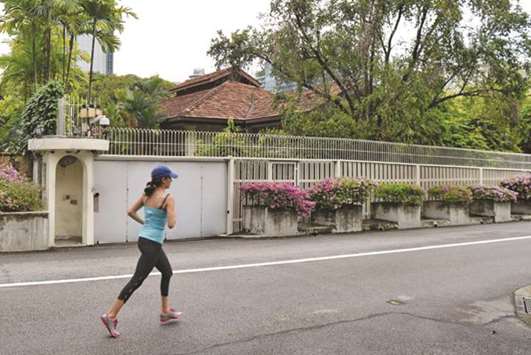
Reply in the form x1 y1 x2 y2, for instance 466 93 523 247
113 0 270 82
0 0 529 84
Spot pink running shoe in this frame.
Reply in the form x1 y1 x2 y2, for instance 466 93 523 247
100 313 120 338
160 308 182 325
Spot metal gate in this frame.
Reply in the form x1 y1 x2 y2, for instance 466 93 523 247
93 158 227 243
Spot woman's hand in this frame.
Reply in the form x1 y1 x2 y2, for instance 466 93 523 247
127 194 145 225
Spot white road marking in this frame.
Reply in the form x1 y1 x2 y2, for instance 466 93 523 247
1 235 530 289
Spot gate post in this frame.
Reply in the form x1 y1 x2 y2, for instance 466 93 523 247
335 160 341 178
226 157 235 235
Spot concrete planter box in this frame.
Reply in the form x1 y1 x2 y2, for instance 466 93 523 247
470 200 511 223
371 202 422 229
0 211 49 252
422 201 476 226
243 206 298 237
511 200 531 215
313 206 363 233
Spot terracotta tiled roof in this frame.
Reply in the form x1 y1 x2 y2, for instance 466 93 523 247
170 67 261 94
161 67 342 125
161 81 279 121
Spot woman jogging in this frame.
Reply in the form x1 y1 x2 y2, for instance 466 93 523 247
100 165 181 338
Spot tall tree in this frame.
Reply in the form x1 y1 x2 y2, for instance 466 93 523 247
209 0 530 148
79 0 135 104
1 0 41 91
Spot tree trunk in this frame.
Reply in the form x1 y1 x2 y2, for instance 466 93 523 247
87 19 98 105
62 25 67 84
31 22 38 91
65 34 75 93
43 27 51 82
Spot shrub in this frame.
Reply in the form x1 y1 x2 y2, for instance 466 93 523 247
307 178 375 210
428 185 473 204
500 174 531 201
2 81 64 154
0 179 42 212
469 185 518 203
374 183 425 206
240 182 315 217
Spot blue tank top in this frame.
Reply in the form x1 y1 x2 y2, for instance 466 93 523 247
139 205 168 244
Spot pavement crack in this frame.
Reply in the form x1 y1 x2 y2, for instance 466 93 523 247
176 311 476 355
482 314 516 326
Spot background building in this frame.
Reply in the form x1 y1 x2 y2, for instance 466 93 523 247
255 63 297 93
77 34 113 75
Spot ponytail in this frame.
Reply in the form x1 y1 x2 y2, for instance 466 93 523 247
144 178 163 196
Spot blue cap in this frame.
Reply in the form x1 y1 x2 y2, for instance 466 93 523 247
151 165 178 180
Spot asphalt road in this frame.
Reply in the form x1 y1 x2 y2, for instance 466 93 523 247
1 222 531 354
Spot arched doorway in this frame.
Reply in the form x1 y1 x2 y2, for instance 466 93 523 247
55 155 83 245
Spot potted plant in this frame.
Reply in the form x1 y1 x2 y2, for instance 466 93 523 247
469 185 518 223
240 182 315 237
308 178 375 233
423 185 477 225
500 174 531 215
372 183 424 229
0 163 48 252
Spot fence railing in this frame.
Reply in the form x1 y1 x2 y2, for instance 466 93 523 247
102 128 531 170
57 96 105 137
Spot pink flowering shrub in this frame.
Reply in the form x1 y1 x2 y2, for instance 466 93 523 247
307 178 375 210
428 185 473 204
0 162 25 183
469 185 518 203
0 162 41 212
500 174 531 201
240 182 315 216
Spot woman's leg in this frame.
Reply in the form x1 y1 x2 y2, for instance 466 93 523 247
107 238 162 319
155 248 173 313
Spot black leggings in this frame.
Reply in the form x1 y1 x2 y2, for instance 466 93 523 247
118 237 173 303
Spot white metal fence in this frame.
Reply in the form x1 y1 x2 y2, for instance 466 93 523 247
103 128 531 170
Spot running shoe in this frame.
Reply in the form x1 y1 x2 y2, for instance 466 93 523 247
100 313 120 338
160 308 182 325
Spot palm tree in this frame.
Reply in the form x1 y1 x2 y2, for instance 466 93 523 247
54 0 89 91
79 0 135 104
1 0 40 90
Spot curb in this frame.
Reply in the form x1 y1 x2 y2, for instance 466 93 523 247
513 285 531 327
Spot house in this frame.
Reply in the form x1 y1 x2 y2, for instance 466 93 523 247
160 68 283 132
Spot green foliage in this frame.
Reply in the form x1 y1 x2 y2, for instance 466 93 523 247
0 95 25 144
0 178 42 212
2 81 64 154
75 74 173 128
195 119 253 157
375 183 425 206
209 0 530 152
428 186 473 204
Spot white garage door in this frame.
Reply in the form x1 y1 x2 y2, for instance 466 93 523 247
94 159 227 244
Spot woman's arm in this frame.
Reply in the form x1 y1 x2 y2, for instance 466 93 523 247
127 194 145 225
165 195 176 229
